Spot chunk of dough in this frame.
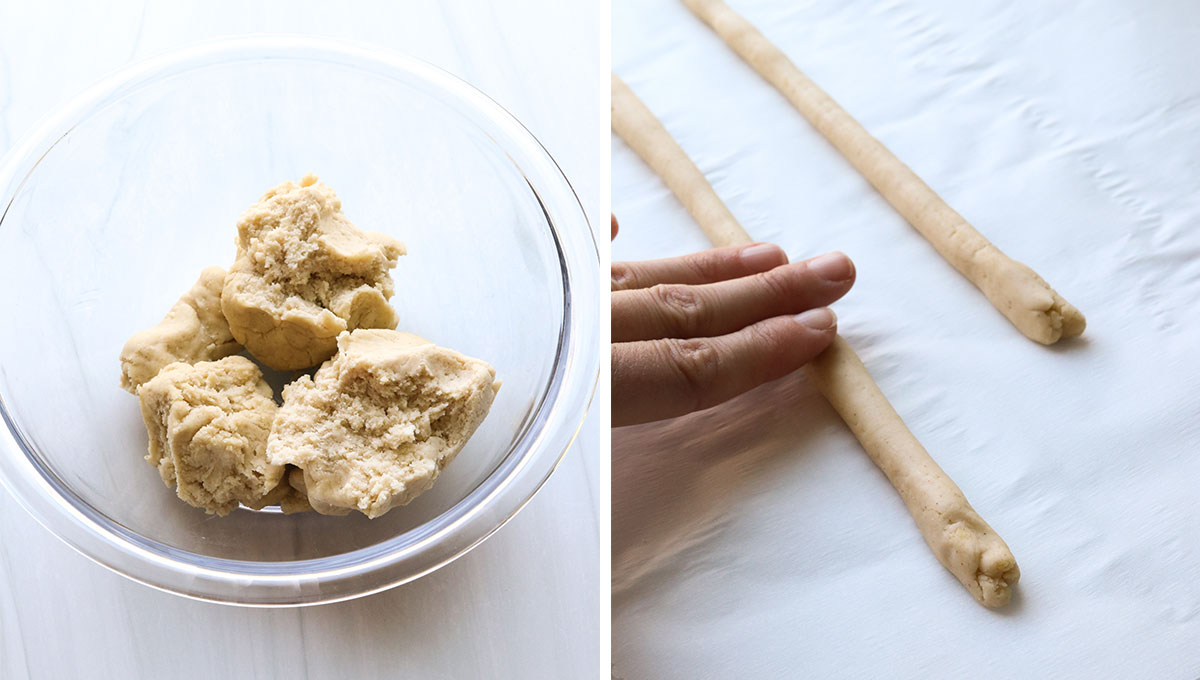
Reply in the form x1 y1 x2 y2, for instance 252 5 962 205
119 266 240 393
222 174 405 370
268 329 499 518
137 356 284 516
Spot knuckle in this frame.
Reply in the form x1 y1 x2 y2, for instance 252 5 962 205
648 283 707 336
661 338 721 408
745 318 790 351
610 263 638 291
684 250 728 281
751 267 794 300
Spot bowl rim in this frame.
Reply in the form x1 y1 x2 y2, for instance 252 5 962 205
0 34 600 606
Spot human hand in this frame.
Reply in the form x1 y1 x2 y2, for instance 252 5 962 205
611 237 855 427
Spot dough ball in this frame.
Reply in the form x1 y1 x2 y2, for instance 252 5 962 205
222 174 405 371
268 329 499 518
137 356 285 516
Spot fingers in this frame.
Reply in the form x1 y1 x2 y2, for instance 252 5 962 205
612 252 855 343
612 308 839 426
611 242 787 291
611 214 619 240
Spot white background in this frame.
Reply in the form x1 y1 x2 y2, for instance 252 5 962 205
613 0 1200 678
0 1 605 678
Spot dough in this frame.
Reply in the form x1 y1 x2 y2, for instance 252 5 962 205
611 75 748 248
222 174 405 370
682 0 1085 345
253 469 314 514
286 468 349 516
137 356 285 516
119 266 241 393
267 329 499 518
806 338 1019 606
611 77 1018 606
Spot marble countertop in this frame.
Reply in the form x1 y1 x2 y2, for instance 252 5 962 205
0 2 604 678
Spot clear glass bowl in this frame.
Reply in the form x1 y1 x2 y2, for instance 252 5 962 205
0 36 599 606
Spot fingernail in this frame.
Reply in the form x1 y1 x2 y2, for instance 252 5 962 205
808 251 853 282
740 243 787 271
795 307 837 330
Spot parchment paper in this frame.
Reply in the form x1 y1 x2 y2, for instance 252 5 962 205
612 0 1200 677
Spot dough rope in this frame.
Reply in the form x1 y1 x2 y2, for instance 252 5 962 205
611 74 1019 607
681 0 1085 345
611 74 747 249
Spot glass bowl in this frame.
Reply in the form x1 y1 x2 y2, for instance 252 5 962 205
0 36 599 606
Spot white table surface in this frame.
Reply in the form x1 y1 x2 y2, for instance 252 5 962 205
613 0 1200 678
0 2 604 678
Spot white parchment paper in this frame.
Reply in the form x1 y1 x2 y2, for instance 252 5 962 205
612 0 1200 677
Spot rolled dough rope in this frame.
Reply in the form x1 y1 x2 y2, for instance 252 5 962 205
611 74 748 248
681 0 1085 345
612 74 1020 607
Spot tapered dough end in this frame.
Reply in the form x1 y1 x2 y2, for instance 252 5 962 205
1057 297 1087 339
980 253 1085 345
1011 292 1086 346
937 513 1020 608
1013 290 1086 346
974 544 1020 608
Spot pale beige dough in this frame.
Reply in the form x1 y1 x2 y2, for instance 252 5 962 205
682 0 1085 345
137 356 285 516
286 468 348 516
806 338 1019 606
611 75 748 248
253 468 314 514
611 76 1018 607
119 266 241 393
222 174 405 371
267 329 499 518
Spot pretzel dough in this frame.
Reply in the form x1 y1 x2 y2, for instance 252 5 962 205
611 75 1018 606
255 469 314 514
682 0 1084 345
137 356 285 516
807 338 1019 605
119 266 241 392
611 75 747 248
267 329 499 518
222 174 405 370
